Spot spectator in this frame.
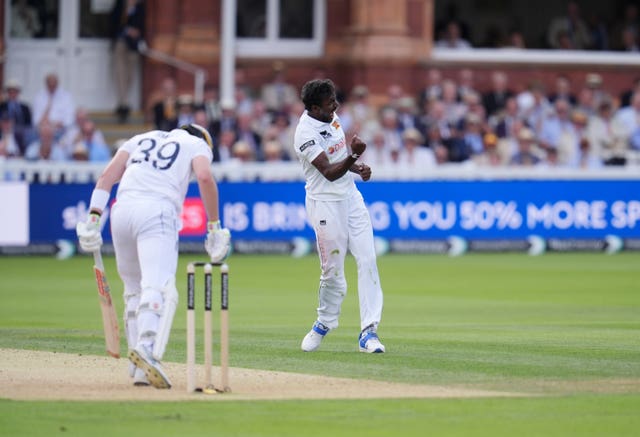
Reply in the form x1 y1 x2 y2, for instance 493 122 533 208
491 96 520 139
71 120 112 162
396 97 420 132
575 87 596 117
418 68 443 109
0 78 33 153
362 129 394 167
473 133 503 167
571 137 603 169
235 110 262 160
10 0 41 38
441 79 467 127
260 62 298 114
620 76 640 107
584 73 607 108
620 27 640 51
457 68 477 102
198 82 222 126
32 72 76 137
435 21 472 49
378 107 403 153
461 113 485 155
587 98 628 165
176 94 195 127
518 81 552 136
151 77 178 131
230 140 256 162
505 30 526 48
0 112 22 158
509 128 541 166
270 110 295 160
215 129 237 163
110 0 145 123
250 99 273 138
210 98 237 138
340 85 377 137
24 123 67 161
614 91 640 152
538 147 565 169
482 70 514 118
424 123 450 164
539 99 578 165
61 107 107 157
397 128 437 169
547 1 591 49
548 75 577 105
612 2 640 51
262 140 287 162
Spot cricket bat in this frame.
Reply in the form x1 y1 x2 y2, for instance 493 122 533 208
93 250 120 358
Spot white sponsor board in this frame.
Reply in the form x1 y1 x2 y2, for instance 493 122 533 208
0 182 29 245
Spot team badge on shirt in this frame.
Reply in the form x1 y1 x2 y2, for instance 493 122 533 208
331 120 340 130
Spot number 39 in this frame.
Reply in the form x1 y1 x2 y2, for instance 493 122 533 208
130 138 180 170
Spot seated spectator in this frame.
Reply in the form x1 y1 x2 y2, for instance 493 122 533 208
396 96 420 132
418 68 443 109
571 137 603 169
444 124 472 163
518 81 552 135
547 1 591 49
538 147 565 169
378 107 403 152
548 75 577 105
210 98 237 138
620 76 640 108
235 110 262 160
397 128 437 169
473 133 503 167
441 79 467 127
491 96 520 139
176 94 195 127
260 62 298 114
60 107 107 157
32 72 75 137
509 128 541 166
230 140 256 162
24 123 67 161
362 129 394 167
587 98 628 165
462 113 485 155
457 68 477 102
340 85 377 137
482 71 514 118
215 129 237 163
435 21 472 49
620 27 640 51
0 78 33 152
614 90 640 152
70 120 111 162
262 140 287 162
539 99 576 163
198 82 222 126
0 112 22 158
152 77 178 131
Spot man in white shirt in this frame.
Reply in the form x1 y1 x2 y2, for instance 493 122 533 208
32 73 75 136
75 124 231 389
294 79 385 354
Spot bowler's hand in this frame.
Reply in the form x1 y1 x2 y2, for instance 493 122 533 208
350 135 367 156
356 163 372 181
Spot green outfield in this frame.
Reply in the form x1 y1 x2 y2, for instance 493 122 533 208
1 252 639 436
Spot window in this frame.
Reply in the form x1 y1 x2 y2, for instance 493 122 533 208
236 0 325 58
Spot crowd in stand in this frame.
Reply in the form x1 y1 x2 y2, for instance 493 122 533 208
2 65 640 172
436 1 640 51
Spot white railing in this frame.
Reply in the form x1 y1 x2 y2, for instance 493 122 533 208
137 42 207 103
1 159 639 183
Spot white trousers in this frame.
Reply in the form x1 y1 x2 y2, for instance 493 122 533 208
306 191 383 331
110 198 179 353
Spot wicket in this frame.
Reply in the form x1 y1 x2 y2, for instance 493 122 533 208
186 261 230 394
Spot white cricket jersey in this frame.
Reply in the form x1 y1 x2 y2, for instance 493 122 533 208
294 111 356 200
116 129 213 214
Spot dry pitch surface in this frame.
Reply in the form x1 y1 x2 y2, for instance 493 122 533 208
0 348 523 401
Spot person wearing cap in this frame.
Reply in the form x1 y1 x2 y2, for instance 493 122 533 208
0 79 33 154
509 127 541 166
397 128 436 170
0 111 22 158
473 132 503 167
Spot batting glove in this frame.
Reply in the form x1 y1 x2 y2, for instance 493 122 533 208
205 220 231 263
76 212 103 253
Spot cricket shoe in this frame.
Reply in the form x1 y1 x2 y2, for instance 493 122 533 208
301 321 329 352
128 362 150 386
358 328 385 353
129 345 172 389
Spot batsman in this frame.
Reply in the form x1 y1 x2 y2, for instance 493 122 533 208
76 123 231 389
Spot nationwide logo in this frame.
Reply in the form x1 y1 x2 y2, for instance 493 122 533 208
327 138 346 155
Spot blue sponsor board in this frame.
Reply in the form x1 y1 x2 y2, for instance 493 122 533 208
28 180 640 243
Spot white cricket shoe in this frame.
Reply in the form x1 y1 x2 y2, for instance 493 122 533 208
358 329 385 353
301 321 329 352
129 345 172 389
128 362 150 386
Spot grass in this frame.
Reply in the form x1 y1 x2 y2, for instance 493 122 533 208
1 253 639 436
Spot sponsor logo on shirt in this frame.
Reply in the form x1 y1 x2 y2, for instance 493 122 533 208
331 120 341 130
299 139 315 152
327 138 346 155
319 130 331 139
